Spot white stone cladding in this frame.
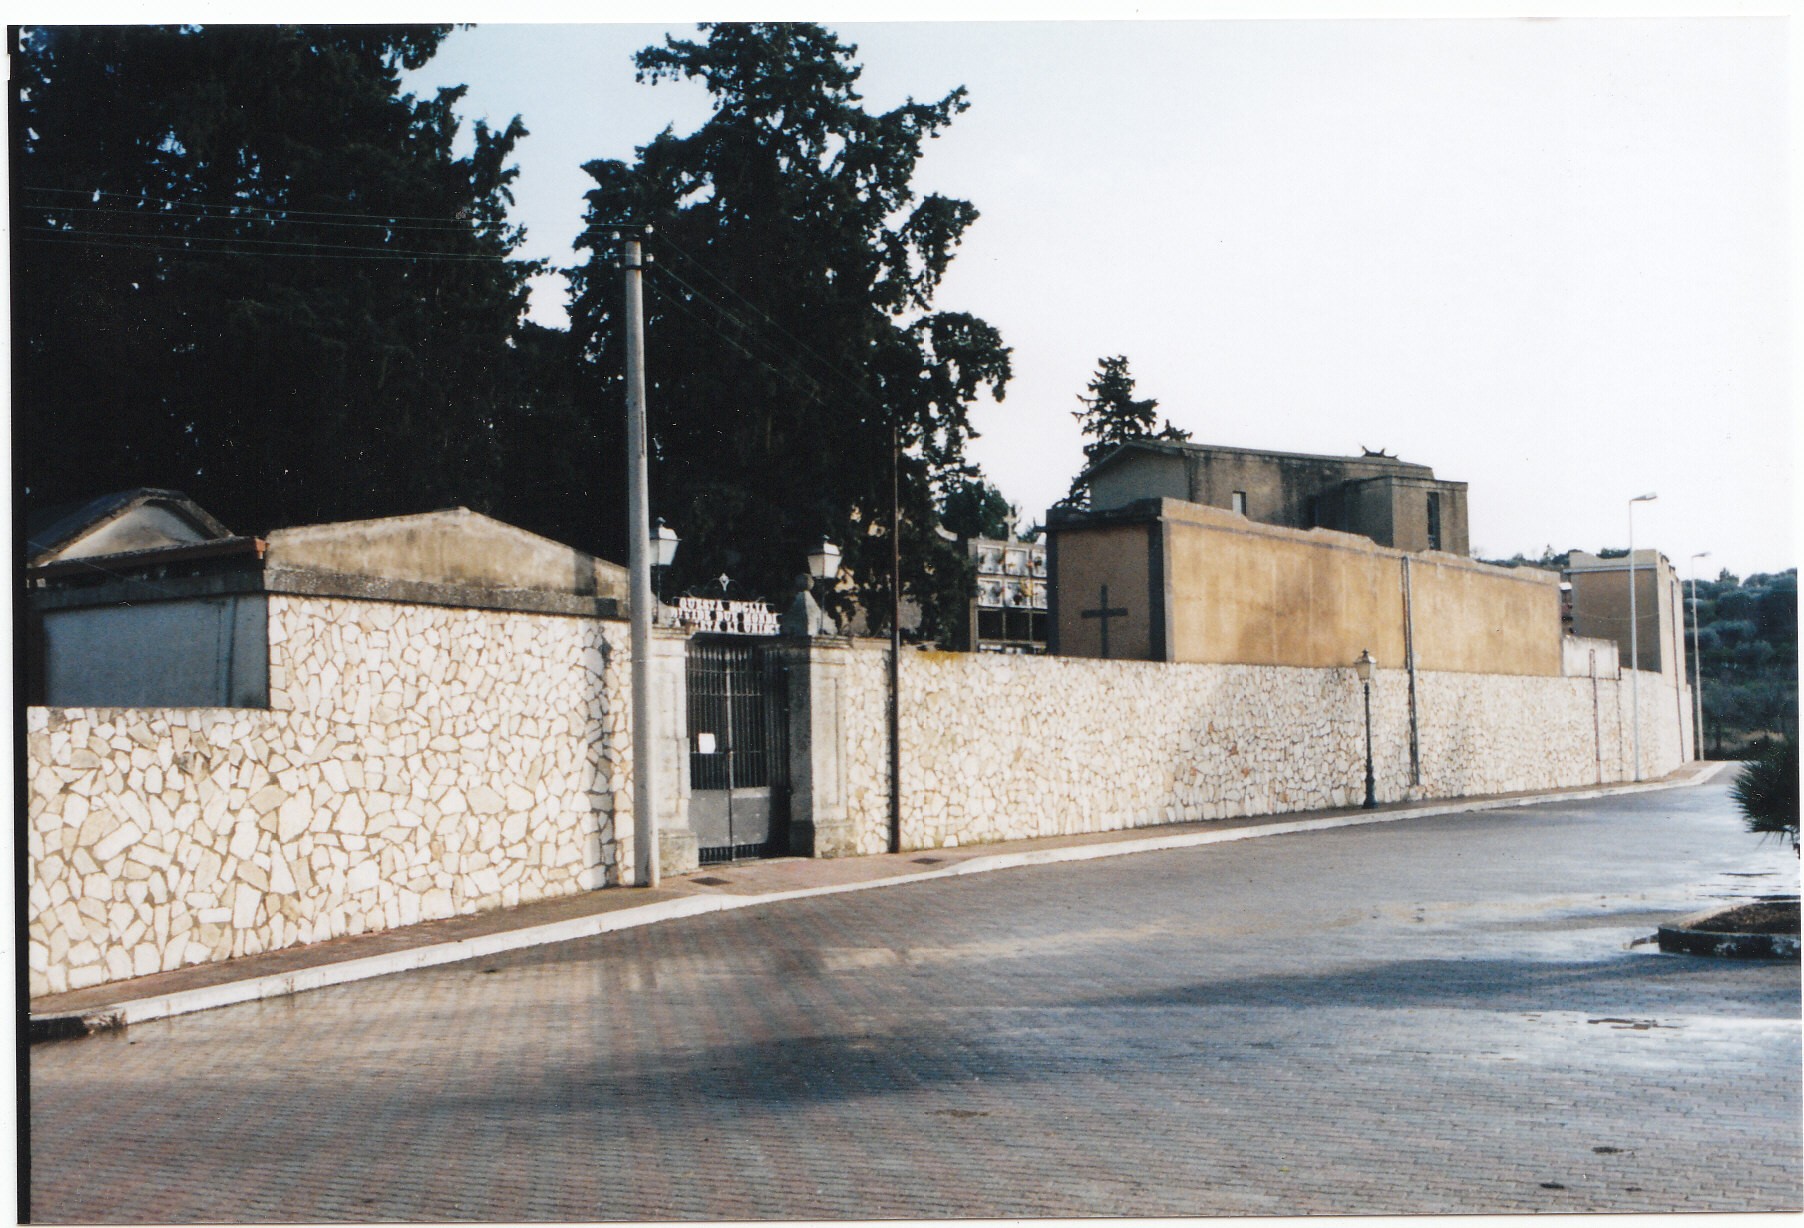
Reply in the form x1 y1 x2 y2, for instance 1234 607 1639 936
837 642 1690 855
28 607 1692 1000
27 595 631 997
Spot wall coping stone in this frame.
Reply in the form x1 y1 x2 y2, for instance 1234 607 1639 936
28 564 624 620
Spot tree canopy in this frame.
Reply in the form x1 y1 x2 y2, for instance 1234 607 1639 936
1062 355 1190 507
14 25 559 535
569 23 1011 637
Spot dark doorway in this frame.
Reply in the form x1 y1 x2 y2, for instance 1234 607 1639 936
686 638 791 864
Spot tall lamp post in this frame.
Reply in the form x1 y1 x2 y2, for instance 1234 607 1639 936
1627 492 1658 781
1354 649 1377 810
1689 550 1710 760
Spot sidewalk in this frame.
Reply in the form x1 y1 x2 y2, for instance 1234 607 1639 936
29 760 1733 1040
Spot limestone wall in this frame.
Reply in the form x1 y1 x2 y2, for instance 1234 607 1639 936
27 595 630 997
840 642 1690 854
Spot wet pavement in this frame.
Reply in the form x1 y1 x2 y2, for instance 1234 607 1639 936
28 776 1800 1220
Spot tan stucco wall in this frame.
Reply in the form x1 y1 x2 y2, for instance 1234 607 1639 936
1407 554 1562 675
1134 501 1556 674
1052 522 1154 660
1162 503 1406 668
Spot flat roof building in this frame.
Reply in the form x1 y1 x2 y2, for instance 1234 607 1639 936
1082 440 1469 556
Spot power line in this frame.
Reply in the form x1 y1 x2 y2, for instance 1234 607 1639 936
25 222 513 258
655 233 880 410
20 184 487 228
20 228 527 264
646 267 832 407
649 258 878 416
23 198 483 235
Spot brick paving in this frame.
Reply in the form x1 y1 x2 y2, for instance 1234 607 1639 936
28 776 1800 1220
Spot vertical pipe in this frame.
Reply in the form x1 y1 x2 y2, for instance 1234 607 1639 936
1590 648 1603 784
1689 568 1706 758
889 421 902 855
1401 556 1420 786
624 236 659 887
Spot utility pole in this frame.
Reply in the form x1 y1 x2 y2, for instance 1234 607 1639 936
888 420 902 855
1689 551 1710 761
623 230 659 887
1627 493 1657 782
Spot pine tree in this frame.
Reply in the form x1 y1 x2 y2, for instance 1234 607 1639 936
1062 355 1190 507
568 23 1012 639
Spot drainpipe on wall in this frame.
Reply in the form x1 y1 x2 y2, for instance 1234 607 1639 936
1401 557 1421 787
1590 648 1603 785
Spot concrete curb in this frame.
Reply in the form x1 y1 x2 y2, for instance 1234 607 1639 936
32 762 1734 1037
1657 897 1801 961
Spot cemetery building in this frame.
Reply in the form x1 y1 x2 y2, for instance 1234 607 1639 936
1564 549 1687 675
1082 439 1470 554
27 499 626 709
964 533 1049 653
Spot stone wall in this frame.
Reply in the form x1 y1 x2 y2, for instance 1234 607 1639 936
839 641 1690 855
28 602 1693 1000
27 594 630 997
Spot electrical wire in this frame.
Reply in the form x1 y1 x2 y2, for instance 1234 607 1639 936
655 232 880 409
19 228 526 264
20 184 490 228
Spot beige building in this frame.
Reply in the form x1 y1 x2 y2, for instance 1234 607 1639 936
1084 440 1470 555
1048 497 1560 675
1565 549 1688 680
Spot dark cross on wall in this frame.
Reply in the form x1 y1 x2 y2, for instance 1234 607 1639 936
1080 584 1129 659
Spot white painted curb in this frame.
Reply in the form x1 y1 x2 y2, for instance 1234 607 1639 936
40 762 1732 1031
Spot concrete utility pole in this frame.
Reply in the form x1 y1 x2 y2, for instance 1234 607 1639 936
624 232 659 887
888 421 902 855
1689 551 1711 759
1627 492 1657 782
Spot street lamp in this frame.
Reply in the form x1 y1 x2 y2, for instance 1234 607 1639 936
807 537 842 586
1689 550 1710 760
1354 649 1377 810
1628 493 1657 781
782 538 844 638
651 518 680 611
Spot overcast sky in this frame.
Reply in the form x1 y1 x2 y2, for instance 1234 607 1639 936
403 16 1792 580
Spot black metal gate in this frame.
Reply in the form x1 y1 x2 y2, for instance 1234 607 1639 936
686 638 790 864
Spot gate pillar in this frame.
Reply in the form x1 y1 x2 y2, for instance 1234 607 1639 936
784 637 857 858
649 627 699 877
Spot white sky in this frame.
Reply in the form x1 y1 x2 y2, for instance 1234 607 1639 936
399 16 1785 579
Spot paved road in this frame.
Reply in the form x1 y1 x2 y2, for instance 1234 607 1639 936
29 778 1801 1220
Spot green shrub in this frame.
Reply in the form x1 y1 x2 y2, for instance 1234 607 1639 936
1731 738 1800 848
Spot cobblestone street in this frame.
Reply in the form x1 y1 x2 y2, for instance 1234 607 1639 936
29 777 1801 1220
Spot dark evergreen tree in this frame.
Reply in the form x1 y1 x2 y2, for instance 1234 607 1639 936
14 25 552 537
1062 355 1189 507
568 23 1011 639
938 475 1014 541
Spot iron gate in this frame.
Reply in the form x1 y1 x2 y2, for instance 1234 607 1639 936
686 638 790 864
